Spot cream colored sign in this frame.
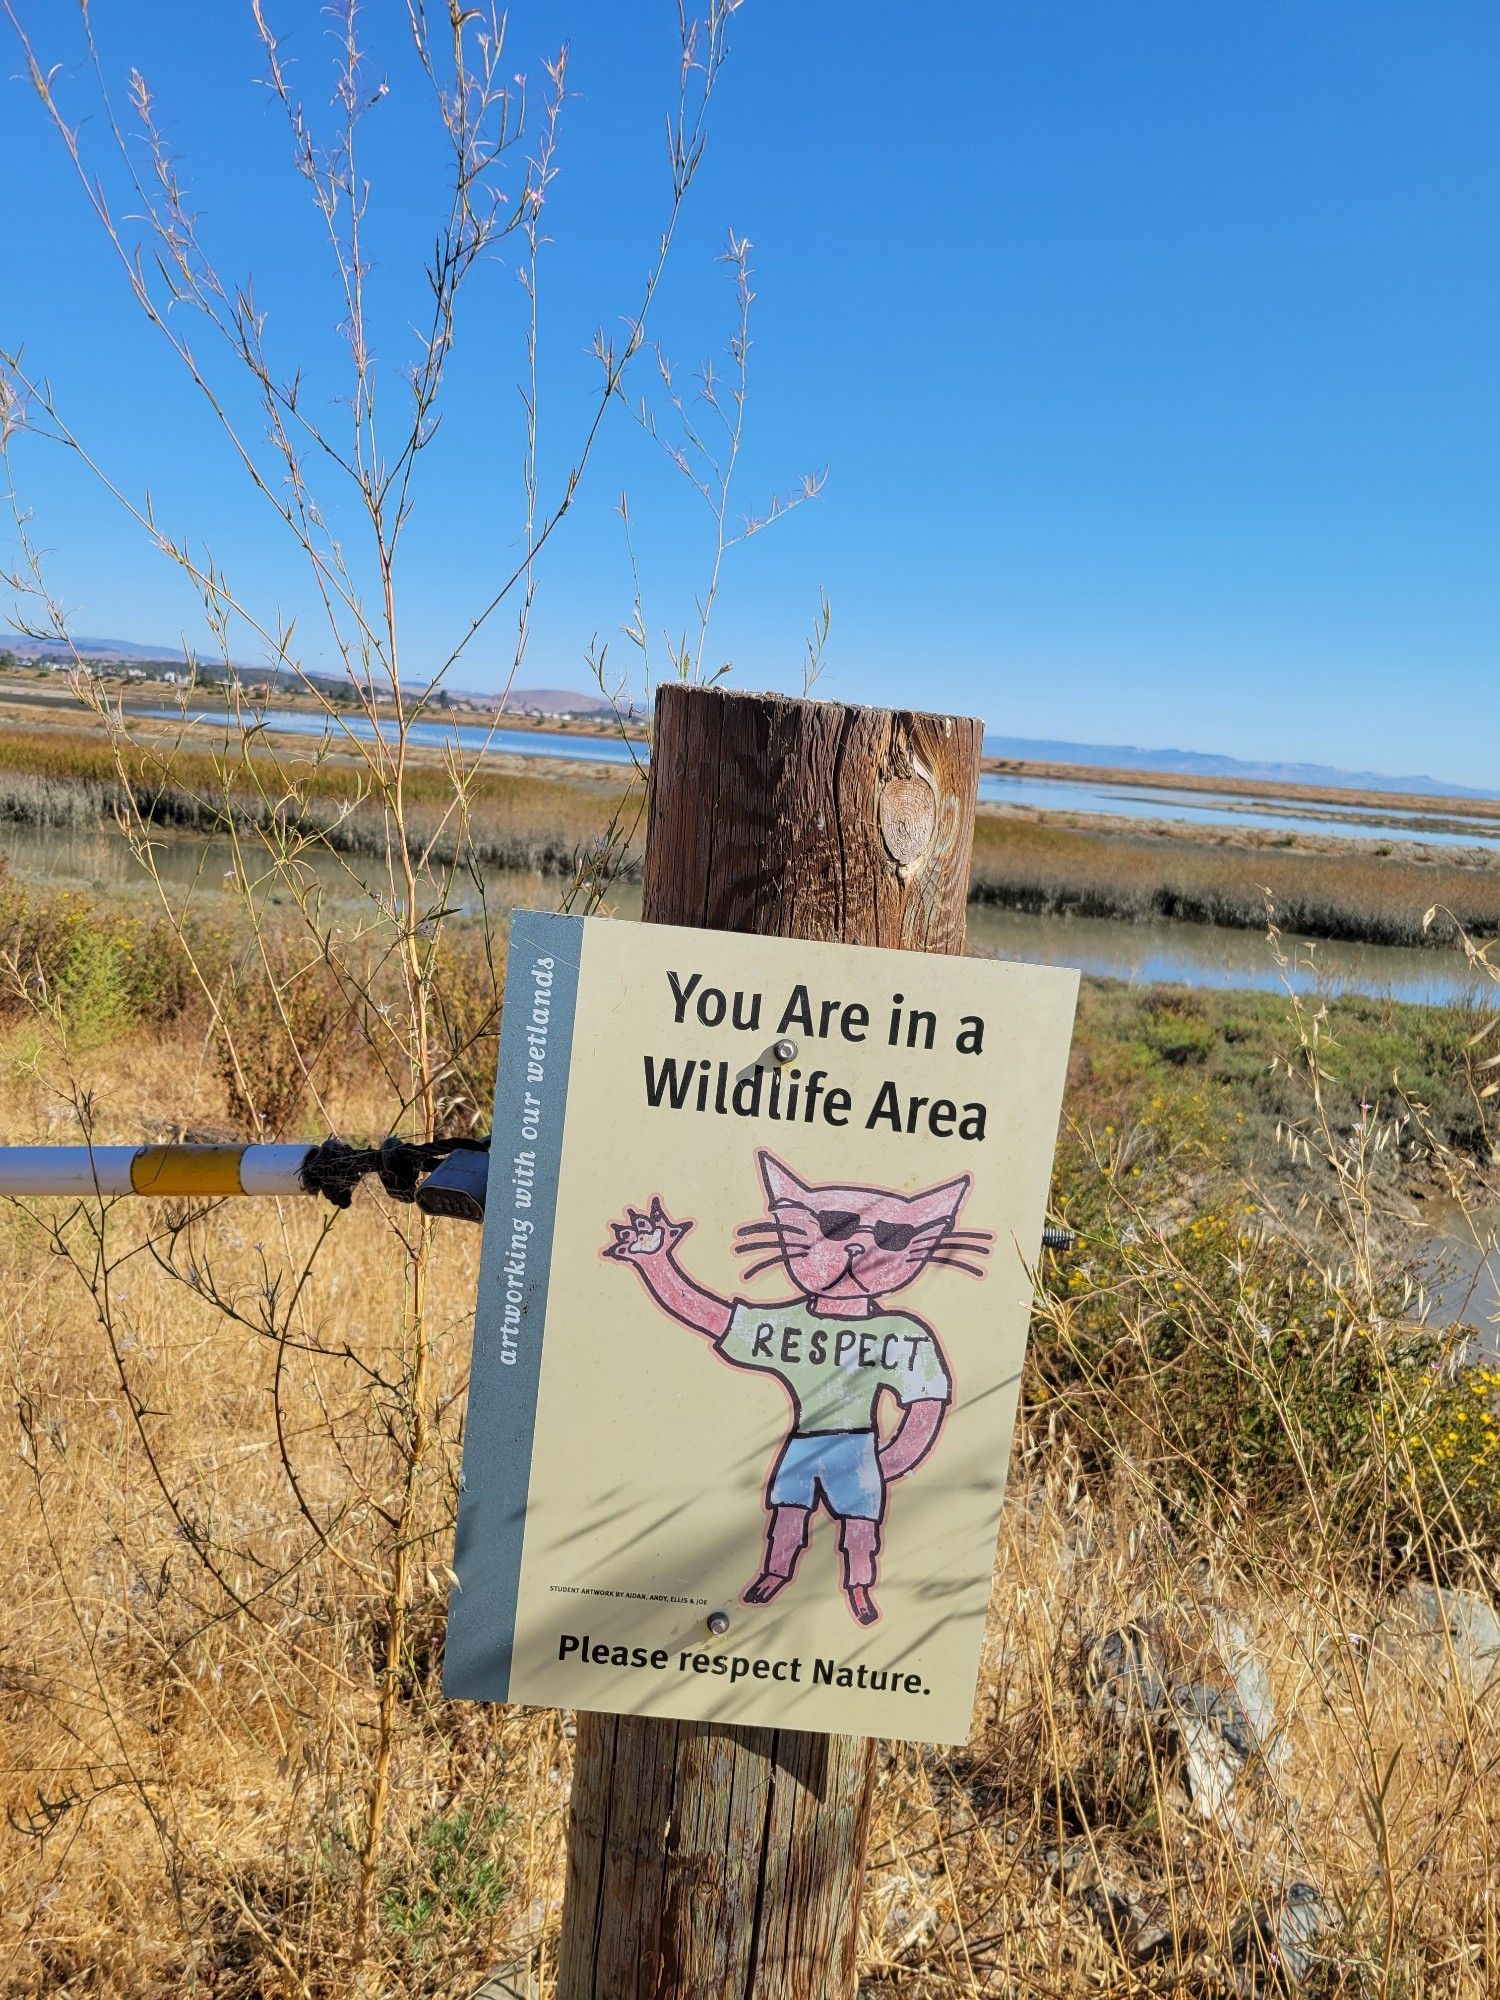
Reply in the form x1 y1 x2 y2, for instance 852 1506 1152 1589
445 912 1077 1742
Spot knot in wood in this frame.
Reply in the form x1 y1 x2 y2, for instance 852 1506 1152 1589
877 773 937 870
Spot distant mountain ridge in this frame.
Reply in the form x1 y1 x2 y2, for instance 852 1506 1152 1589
982 735 1493 802
3 636 616 715
7 634 186 663
3 637 1483 796
448 685 615 715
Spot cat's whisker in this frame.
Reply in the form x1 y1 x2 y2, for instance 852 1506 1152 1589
738 1255 786 1282
733 1238 805 1255
943 1230 994 1242
937 1236 990 1255
930 1255 987 1277
734 1224 784 1238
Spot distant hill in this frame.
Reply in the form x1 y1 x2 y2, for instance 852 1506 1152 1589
6 634 196 665
982 734 1493 802
4 639 1482 793
444 685 616 716
3 637 620 716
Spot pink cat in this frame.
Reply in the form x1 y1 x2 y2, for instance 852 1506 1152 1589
604 1149 990 1627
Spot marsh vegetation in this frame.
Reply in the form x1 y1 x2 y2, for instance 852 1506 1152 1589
6 714 1500 957
1 3 1495 1988
3 851 1499 1995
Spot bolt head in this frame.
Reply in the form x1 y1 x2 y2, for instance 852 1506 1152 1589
706 1610 731 1637
773 1039 797 1063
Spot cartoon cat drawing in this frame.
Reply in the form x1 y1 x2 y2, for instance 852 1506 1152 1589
604 1149 991 1626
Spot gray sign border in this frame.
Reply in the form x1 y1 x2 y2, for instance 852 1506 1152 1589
444 908 582 1699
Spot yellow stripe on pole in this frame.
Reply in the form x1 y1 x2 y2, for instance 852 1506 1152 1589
129 1146 246 1197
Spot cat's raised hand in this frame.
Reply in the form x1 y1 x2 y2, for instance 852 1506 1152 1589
604 1197 692 1263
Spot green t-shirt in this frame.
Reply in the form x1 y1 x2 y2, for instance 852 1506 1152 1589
716 1300 951 1436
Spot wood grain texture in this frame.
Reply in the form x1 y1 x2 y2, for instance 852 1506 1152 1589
556 685 983 2000
641 685 982 952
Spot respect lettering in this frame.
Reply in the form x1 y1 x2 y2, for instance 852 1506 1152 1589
748 1319 928 1373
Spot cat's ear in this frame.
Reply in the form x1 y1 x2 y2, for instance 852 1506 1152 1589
906 1172 972 1226
758 1150 811 1208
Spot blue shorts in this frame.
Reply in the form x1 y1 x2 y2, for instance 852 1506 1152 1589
769 1431 883 1519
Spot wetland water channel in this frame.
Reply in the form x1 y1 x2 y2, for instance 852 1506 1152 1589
7 819 1496 1011
136 708 1500 853
7 817 1497 1347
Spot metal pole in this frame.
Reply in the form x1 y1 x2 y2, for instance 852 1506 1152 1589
0 1143 313 1198
0 1137 492 1218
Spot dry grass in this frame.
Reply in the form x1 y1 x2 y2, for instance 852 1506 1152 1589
866 1476 1499 1997
9 722 1500 949
2 960 1497 1998
1 1029 522 1997
0 724 643 884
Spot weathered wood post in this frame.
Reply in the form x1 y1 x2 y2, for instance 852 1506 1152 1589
555 683 984 2000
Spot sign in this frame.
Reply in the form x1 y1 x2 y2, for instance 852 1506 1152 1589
444 911 1077 1742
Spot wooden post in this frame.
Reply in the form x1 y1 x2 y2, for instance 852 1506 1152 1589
555 684 983 2000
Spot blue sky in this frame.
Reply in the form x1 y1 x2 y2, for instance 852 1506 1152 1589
2 2 1497 784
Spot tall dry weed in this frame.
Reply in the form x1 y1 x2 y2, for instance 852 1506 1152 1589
0 5 760 1989
0 9 1496 1997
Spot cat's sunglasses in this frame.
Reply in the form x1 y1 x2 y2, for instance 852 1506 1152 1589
812 1210 924 1250
734 1201 999 1280
735 1207 944 1252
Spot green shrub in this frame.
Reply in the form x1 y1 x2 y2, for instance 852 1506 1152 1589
1033 1149 1497 1577
380 1806 510 1960
1384 1359 1500 1569
55 925 135 1046
1138 993 1217 1067
0 862 208 1038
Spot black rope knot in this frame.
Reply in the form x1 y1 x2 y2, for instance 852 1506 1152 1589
299 1135 489 1211
378 1136 424 1205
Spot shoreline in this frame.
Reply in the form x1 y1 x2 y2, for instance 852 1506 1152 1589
980 752 1500 820
4 674 1496 821
3 693 1499 953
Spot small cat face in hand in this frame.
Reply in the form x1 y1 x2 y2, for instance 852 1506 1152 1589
734 1151 990 1305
